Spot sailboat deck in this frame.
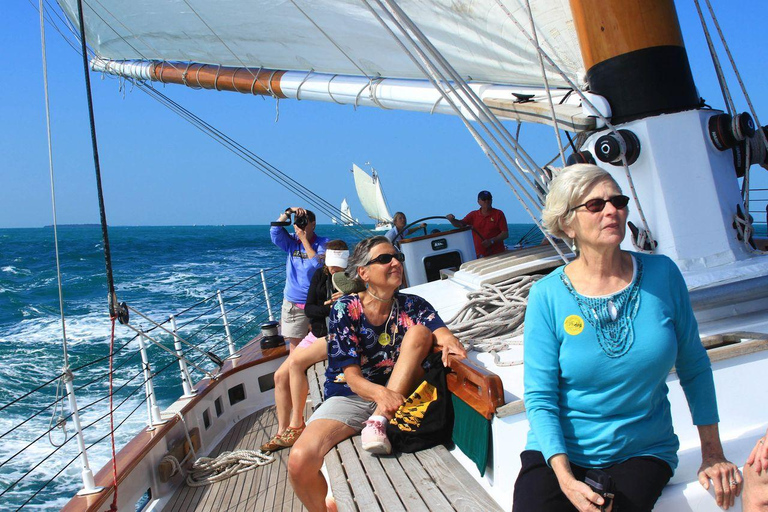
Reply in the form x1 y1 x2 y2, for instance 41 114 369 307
164 405 305 512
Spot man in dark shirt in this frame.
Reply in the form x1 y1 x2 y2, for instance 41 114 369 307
446 190 508 258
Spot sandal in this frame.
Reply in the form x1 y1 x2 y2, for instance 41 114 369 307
260 432 287 452
276 424 305 448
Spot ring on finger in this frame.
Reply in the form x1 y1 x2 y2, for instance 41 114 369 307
730 479 738 487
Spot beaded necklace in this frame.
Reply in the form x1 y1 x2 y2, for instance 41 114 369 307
560 256 643 358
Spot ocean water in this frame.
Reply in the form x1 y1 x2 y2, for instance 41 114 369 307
0 223 537 510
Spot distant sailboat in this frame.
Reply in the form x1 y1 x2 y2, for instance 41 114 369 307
332 198 357 226
351 163 393 231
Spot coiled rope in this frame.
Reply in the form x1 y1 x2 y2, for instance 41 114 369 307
160 450 275 487
447 275 542 365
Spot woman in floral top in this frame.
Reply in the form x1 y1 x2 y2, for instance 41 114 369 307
287 236 466 512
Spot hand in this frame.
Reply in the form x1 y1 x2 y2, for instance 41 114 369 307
375 387 405 417
559 477 609 512
331 291 343 301
446 214 455 221
698 455 742 509
481 239 493 248
441 337 467 367
746 431 768 474
420 223 427 228
294 224 307 240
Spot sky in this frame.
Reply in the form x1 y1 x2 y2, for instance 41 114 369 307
1 0 767 228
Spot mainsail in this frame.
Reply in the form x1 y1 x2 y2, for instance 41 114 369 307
352 164 393 224
58 0 584 88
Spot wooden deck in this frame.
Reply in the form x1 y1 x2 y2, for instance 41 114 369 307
164 405 305 512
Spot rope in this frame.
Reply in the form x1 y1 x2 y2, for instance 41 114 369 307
446 275 542 365
525 0 566 167
179 450 275 487
107 316 118 511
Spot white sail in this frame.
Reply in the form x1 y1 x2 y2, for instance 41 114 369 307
352 164 393 224
57 0 583 88
339 198 355 226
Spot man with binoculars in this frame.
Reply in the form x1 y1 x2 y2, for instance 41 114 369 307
270 207 330 350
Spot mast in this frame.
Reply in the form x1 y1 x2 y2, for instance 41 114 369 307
568 0 699 124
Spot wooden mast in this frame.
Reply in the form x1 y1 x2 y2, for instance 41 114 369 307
568 0 700 124
148 62 288 99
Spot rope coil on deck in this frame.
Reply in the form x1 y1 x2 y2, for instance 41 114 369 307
447 274 542 364
163 449 275 487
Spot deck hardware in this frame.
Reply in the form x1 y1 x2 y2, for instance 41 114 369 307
217 290 239 359
170 315 197 397
594 129 641 166
138 331 167 430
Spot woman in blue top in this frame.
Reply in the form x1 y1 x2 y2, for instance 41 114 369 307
287 236 466 512
514 164 741 512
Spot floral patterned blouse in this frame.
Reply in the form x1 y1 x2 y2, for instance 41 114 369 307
324 293 445 398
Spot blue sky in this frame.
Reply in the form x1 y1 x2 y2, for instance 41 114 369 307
1 0 766 228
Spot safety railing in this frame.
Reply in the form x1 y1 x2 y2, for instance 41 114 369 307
0 264 286 509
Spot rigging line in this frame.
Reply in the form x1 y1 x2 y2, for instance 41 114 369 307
364 0 568 263
702 0 768 158
38 1 370 238
107 317 118 511
0 372 64 414
74 0 119 318
692 0 735 115
490 0 656 247
137 85 369 236
84 395 150 452
525 0 566 167
137 85 372 238
15 448 83 510
370 0 549 199
289 0 372 80
0 392 69 441
79 378 150 433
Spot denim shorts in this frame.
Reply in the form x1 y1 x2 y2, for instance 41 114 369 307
308 395 377 432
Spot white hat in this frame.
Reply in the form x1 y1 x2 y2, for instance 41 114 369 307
325 249 349 269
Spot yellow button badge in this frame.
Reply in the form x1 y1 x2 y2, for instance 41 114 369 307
563 315 584 336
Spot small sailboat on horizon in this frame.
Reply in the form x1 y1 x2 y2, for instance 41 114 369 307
331 198 357 226
352 163 394 231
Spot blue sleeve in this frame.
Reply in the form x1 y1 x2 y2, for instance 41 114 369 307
668 259 720 425
270 226 294 252
327 297 361 370
310 237 328 270
403 295 446 331
523 283 568 463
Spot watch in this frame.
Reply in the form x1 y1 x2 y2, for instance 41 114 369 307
284 207 292 215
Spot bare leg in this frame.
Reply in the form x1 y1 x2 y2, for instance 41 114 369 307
272 358 292 434
374 324 431 418
288 419 356 512
288 338 328 428
286 336 301 353
744 463 768 512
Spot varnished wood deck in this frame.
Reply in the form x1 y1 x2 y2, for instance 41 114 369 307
164 406 305 512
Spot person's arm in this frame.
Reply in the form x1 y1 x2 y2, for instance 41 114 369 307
405 223 427 236
445 213 467 228
343 365 404 417
295 227 317 260
746 427 768 473
304 269 331 321
432 327 467 366
668 259 741 508
550 454 609 512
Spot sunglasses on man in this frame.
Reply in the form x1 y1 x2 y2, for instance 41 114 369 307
570 194 630 213
365 252 406 266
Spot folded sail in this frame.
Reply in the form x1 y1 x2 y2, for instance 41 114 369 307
57 0 583 88
352 165 393 224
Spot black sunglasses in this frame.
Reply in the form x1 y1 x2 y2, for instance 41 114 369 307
365 252 405 266
570 194 630 213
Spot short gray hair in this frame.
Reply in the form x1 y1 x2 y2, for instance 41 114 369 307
344 236 392 279
541 164 623 245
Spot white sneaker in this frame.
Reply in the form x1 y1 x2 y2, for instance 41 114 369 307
361 417 392 454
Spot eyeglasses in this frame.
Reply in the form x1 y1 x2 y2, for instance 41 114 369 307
570 194 630 213
365 252 405 266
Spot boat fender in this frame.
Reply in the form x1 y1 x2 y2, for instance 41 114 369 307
566 150 596 166
708 112 755 151
594 129 641 166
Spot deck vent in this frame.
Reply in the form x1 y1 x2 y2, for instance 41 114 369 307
228 383 246 406
215 396 224 417
202 408 211 430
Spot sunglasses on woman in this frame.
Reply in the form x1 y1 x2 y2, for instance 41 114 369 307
570 194 630 213
365 252 406 266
